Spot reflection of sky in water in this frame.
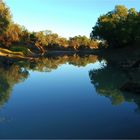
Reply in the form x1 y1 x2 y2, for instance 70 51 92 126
90 60 107 70
0 61 139 139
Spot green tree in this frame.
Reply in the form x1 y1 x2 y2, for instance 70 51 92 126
91 5 140 48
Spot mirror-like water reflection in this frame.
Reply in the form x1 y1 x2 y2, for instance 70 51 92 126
0 54 140 139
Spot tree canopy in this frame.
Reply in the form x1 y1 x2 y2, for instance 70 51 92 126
0 0 11 35
90 5 140 48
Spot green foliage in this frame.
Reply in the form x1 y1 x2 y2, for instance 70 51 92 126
91 5 140 48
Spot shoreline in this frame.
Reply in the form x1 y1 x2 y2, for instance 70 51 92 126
0 49 101 60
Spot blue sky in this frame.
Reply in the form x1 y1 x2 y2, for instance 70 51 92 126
5 0 140 38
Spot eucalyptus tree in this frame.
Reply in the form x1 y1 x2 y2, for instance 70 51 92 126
0 0 11 35
91 5 140 48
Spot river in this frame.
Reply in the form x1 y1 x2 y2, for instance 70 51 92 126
0 55 140 138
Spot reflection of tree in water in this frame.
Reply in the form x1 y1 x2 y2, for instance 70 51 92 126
21 54 99 72
0 60 29 107
0 54 99 107
89 64 140 110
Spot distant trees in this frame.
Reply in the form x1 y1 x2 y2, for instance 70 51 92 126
69 36 99 50
69 36 88 50
0 0 100 56
91 5 140 48
23 32 98 52
1 0 140 56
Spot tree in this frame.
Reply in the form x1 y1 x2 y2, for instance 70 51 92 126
0 0 11 35
69 36 89 50
57 37 68 48
89 40 99 49
91 5 140 48
26 32 46 54
0 23 22 47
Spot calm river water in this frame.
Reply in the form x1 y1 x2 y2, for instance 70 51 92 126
0 55 140 139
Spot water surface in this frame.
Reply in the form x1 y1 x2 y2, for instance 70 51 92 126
0 55 140 139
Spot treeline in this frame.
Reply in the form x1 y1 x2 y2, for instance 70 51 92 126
91 5 140 48
0 1 99 56
1 1 139 56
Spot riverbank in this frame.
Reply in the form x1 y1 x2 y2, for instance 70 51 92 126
0 47 101 60
0 45 140 94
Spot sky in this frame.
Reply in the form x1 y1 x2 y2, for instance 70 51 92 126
5 0 140 38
